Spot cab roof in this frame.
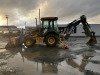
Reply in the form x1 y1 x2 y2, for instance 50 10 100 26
41 17 58 20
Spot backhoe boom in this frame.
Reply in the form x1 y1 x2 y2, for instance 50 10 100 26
63 15 97 45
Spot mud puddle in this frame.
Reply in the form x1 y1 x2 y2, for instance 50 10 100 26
6 47 83 75
0 37 100 75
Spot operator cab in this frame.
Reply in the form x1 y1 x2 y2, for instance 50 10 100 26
41 17 59 31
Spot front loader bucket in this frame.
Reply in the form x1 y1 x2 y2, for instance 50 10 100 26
5 36 23 48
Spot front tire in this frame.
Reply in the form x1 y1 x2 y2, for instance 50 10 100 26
24 37 36 48
45 34 58 47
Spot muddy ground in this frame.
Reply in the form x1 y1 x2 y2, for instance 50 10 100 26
0 36 100 75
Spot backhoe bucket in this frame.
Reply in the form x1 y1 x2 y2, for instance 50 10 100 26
86 32 97 46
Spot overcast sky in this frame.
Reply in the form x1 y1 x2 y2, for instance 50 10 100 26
0 0 100 27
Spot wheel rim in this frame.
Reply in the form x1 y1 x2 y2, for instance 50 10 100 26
25 40 32 46
48 37 55 45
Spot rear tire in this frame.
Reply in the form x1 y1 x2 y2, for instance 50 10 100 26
24 37 36 48
45 34 58 47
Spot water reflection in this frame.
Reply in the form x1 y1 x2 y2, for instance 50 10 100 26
66 56 89 72
6 46 68 74
5 45 100 75
42 62 58 73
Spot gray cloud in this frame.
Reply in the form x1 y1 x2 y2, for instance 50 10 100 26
0 0 44 17
0 0 41 12
41 0 100 23
0 0 100 26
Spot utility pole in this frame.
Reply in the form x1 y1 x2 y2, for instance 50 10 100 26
39 8 41 26
6 15 9 30
25 22 26 29
35 18 37 28
5 15 10 39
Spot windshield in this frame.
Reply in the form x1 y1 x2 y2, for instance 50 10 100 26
42 20 59 31
43 20 48 28
54 21 58 30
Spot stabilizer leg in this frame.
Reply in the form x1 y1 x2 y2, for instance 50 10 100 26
58 38 69 49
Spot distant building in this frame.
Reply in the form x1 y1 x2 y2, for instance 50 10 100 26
0 25 20 35
70 24 100 36
0 25 18 30
58 24 100 36
25 26 36 31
